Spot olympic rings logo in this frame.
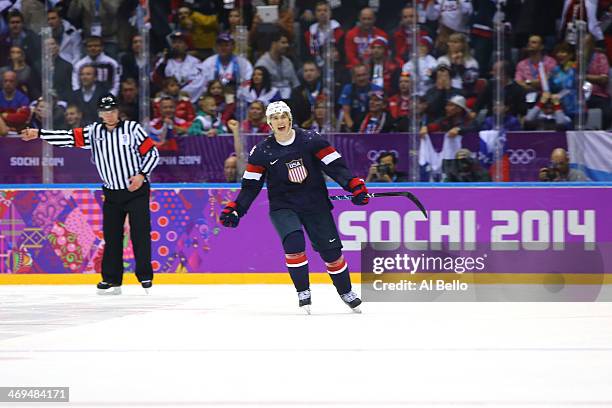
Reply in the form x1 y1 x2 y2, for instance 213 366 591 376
367 149 400 162
506 149 537 165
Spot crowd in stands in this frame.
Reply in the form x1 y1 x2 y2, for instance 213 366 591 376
0 0 611 144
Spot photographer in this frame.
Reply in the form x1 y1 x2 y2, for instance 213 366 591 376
366 151 408 182
444 148 491 182
538 148 588 182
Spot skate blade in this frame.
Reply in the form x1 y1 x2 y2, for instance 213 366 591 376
300 305 311 315
143 287 152 295
349 305 362 314
97 287 122 296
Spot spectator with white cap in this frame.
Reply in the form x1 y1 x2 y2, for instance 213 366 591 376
424 94 476 135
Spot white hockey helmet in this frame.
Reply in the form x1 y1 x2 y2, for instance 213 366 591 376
265 101 292 126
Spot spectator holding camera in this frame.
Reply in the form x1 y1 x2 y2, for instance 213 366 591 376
538 148 588 182
366 151 408 183
444 148 491 182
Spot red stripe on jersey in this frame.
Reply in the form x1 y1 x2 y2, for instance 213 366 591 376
139 137 155 155
327 259 346 272
246 164 265 174
73 128 84 147
315 146 336 160
285 253 308 265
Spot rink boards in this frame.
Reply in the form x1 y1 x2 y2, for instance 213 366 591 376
0 183 610 285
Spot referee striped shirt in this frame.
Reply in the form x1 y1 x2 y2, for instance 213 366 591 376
40 121 160 190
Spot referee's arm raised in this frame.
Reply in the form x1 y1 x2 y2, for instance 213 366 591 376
21 126 91 148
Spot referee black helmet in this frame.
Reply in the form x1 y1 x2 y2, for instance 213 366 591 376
97 94 118 111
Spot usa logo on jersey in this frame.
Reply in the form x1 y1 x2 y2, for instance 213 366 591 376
286 159 308 183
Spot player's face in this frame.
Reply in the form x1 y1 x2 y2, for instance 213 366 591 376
270 112 291 136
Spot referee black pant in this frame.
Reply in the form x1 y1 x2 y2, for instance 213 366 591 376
101 183 153 285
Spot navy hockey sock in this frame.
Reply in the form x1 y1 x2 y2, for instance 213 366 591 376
286 252 310 292
325 256 351 295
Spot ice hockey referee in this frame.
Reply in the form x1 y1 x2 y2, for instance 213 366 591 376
21 94 160 295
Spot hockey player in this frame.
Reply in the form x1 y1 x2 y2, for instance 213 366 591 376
219 101 369 313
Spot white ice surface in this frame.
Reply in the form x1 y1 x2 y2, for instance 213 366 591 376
0 285 611 408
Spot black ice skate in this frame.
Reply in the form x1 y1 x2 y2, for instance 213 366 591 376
340 291 362 313
96 281 122 295
141 280 152 294
298 289 311 314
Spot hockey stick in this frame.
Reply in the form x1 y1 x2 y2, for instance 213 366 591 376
329 191 428 219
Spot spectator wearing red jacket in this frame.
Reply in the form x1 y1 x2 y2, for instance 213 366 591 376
367 36 401 97
241 100 271 133
153 76 196 123
0 70 30 132
393 5 431 64
388 72 413 120
344 7 388 69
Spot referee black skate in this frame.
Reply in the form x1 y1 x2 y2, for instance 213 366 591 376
21 94 160 295
220 101 369 313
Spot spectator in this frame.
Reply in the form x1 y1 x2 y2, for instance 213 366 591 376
153 31 205 104
469 0 498 76
241 100 271 133
176 4 219 60
120 34 145 82
583 34 611 129
425 95 477 134
514 35 558 94
28 95 66 130
388 72 413 121
188 95 226 137
69 65 109 125
436 33 480 93
338 64 383 131
301 96 335 131
237 66 282 106
66 0 121 58
444 148 491 182
480 99 522 131
524 92 572 131
33 38 73 103
224 8 245 53
0 114 8 136
118 78 139 122
206 79 235 124
0 9 41 68
249 0 295 59
356 90 394 133
0 45 40 100
0 70 30 132
224 155 239 182
367 36 401 96
47 8 81 65
149 96 190 151
424 64 464 123
200 33 253 96
549 42 578 117
538 148 588 182
289 61 323 126
393 4 434 63
72 36 122 96
153 76 197 123
402 36 437 96
431 0 473 54
559 0 605 43
304 1 344 68
366 151 408 182
63 104 83 130
344 7 388 69
473 60 527 118
255 32 300 99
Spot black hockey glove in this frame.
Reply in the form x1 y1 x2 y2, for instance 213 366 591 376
348 178 369 206
220 201 240 228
